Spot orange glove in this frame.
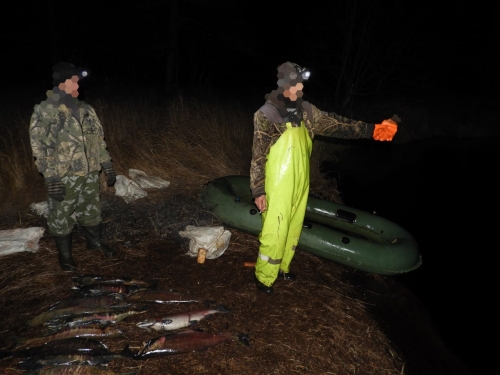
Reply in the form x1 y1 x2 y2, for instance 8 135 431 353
373 116 399 141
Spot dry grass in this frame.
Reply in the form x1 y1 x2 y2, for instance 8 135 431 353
0 90 342 213
86 93 259 199
0 89 474 375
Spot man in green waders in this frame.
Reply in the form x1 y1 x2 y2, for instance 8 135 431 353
29 62 117 272
250 61 398 293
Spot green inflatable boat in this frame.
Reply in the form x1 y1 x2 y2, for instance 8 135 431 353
201 175 422 275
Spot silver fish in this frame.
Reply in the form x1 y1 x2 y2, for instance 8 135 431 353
127 329 249 359
43 308 147 330
28 305 135 327
0 337 109 359
125 289 210 304
48 294 128 311
73 283 150 296
136 304 230 331
23 363 137 374
72 274 153 288
16 353 124 371
14 327 123 349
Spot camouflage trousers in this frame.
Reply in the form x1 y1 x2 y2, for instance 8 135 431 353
47 171 102 235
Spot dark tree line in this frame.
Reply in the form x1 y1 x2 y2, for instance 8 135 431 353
8 1 499 106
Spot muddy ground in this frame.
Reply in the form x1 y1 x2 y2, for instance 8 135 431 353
0 189 474 375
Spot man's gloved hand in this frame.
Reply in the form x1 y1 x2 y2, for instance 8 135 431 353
45 176 66 202
373 115 400 141
101 161 116 187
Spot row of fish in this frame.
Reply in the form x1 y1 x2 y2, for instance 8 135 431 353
2 274 249 374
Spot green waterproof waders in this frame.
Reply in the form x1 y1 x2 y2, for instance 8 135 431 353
255 121 312 287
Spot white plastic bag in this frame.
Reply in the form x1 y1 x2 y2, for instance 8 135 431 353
129 169 170 189
114 175 148 203
179 226 232 259
30 201 49 218
0 227 45 256
114 169 170 202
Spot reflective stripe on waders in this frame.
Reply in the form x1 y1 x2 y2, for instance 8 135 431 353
258 252 282 265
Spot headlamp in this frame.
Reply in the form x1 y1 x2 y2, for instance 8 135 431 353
291 63 311 81
52 62 88 83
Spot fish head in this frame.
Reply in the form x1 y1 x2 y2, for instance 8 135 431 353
142 335 167 352
136 320 156 330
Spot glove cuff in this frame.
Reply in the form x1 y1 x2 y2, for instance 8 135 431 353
366 123 375 136
45 175 62 184
101 161 113 169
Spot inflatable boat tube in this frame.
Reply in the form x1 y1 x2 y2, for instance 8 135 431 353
201 175 422 275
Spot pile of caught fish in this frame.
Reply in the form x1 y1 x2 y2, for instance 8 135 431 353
0 275 249 374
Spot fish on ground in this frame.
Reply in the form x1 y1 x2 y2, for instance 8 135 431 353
43 308 148 330
48 294 129 311
136 304 230 331
126 329 250 359
21 363 138 375
28 305 137 327
16 353 125 371
72 274 154 288
13 327 123 349
124 289 212 304
72 283 151 296
0 337 109 359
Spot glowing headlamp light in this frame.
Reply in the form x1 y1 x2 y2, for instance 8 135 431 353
292 63 311 81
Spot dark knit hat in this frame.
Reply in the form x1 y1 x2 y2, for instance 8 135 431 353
276 62 310 86
52 61 87 85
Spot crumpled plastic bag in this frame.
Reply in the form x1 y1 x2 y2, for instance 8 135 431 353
0 227 45 256
179 225 232 259
30 201 49 218
129 169 170 189
115 169 170 203
114 175 148 203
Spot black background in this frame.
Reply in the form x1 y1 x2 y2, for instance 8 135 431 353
4 1 499 102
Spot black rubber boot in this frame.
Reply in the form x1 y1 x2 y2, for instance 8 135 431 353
54 233 76 272
278 270 296 281
80 224 116 258
255 276 274 294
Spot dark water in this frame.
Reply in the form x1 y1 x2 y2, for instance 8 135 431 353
334 136 498 375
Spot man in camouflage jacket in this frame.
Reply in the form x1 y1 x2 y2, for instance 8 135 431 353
29 61 117 271
251 61 399 294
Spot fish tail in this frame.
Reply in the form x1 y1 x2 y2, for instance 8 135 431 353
12 335 27 347
235 333 250 347
216 304 231 313
202 299 216 307
0 350 13 359
120 344 139 359
26 317 42 327
136 321 154 330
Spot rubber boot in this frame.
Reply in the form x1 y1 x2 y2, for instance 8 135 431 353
80 224 116 258
54 233 76 272
255 276 274 294
278 270 296 281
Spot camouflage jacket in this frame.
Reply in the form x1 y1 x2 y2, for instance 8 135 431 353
250 100 375 197
29 100 111 179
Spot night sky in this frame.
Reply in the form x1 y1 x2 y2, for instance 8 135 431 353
5 1 498 104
